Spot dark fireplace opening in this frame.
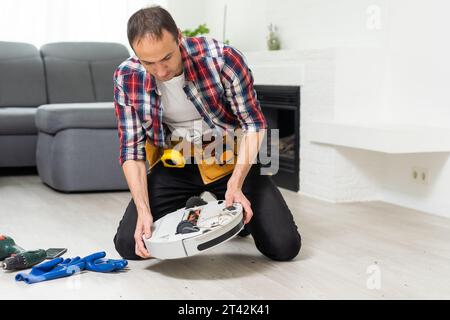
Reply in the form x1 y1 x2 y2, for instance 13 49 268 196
254 85 300 192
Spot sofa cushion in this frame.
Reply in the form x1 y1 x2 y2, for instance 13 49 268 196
0 107 37 135
0 42 47 108
40 42 130 104
35 102 118 135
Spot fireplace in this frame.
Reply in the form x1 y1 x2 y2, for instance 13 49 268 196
255 85 300 192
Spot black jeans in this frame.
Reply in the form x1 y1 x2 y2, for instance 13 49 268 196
113 161 301 261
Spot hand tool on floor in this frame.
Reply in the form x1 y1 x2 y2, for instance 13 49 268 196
0 234 24 260
0 235 65 271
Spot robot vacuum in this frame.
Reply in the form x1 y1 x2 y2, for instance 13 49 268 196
143 196 244 259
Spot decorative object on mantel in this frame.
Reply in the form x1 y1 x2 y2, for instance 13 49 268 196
182 24 210 37
267 23 281 51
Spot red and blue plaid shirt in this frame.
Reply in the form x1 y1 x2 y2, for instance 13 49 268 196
113 36 267 165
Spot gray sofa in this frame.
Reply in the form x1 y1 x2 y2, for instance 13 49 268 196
0 41 130 192
0 42 47 167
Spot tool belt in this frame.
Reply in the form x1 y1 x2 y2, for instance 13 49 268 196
145 134 239 184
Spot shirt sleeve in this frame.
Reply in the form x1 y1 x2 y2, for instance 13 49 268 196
113 73 146 166
222 45 267 133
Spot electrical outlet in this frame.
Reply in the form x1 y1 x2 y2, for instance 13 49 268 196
411 167 429 185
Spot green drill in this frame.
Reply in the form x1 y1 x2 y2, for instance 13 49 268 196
0 235 46 270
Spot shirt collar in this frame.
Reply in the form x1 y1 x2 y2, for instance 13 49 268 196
179 38 196 82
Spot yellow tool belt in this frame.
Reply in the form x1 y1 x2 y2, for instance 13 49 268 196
144 135 238 185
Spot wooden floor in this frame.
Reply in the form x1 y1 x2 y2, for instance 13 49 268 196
1 170 450 299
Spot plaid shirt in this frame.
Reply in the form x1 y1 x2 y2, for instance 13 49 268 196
113 36 267 165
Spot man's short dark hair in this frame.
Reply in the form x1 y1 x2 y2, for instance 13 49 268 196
127 6 179 48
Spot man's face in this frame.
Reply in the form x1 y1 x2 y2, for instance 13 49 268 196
133 29 183 82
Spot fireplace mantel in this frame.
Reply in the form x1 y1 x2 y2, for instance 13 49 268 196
243 50 308 86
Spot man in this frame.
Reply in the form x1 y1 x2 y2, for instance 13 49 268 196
113 6 301 261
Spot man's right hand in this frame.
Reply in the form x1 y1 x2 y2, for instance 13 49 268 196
134 211 153 259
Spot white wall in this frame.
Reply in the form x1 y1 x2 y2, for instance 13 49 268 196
383 153 450 217
166 0 205 31
203 0 268 51
198 0 450 218
0 0 163 49
202 0 388 51
381 0 450 217
387 0 450 127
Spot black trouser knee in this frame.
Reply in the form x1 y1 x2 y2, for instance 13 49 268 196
206 164 302 261
257 232 302 261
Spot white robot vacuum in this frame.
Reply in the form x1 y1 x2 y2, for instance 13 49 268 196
143 196 244 259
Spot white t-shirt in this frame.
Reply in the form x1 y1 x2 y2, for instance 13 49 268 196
157 72 212 143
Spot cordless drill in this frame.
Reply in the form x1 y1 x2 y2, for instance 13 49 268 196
0 235 46 270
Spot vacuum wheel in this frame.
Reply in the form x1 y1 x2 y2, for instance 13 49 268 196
185 196 208 209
